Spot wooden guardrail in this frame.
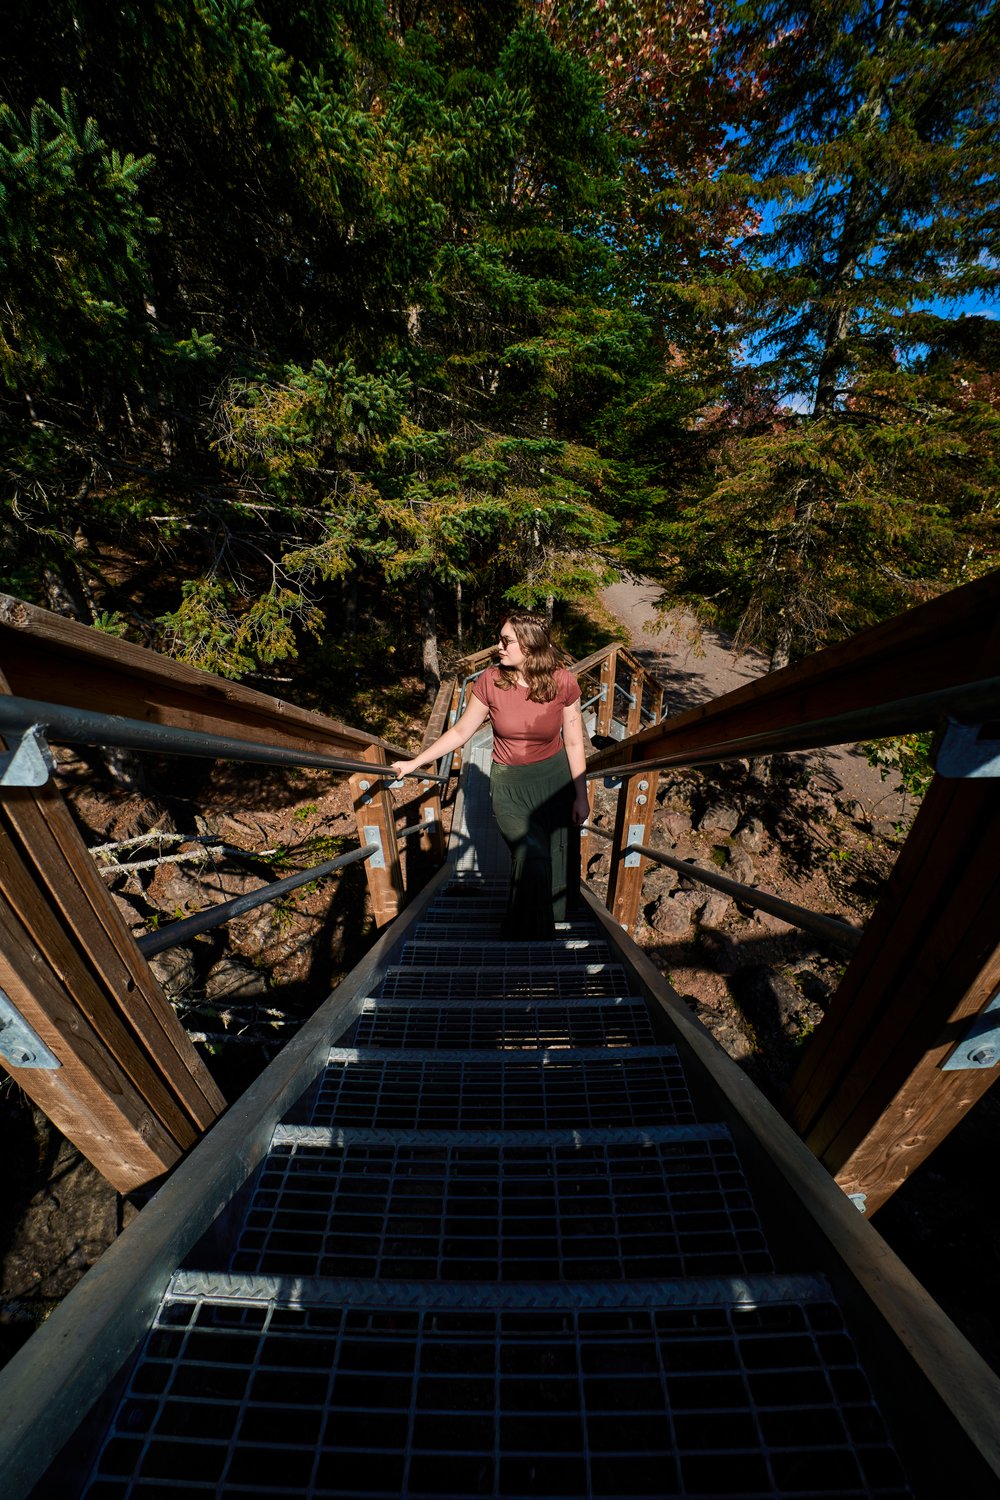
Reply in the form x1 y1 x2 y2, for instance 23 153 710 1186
584 570 1000 1215
0 597 452 1189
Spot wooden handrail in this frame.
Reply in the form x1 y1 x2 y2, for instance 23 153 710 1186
586 570 1000 1217
0 594 405 761
587 570 1000 774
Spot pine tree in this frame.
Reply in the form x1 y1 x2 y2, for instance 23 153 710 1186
660 0 1000 664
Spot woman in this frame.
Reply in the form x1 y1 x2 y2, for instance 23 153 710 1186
392 612 589 939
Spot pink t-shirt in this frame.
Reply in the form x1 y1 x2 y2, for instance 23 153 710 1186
471 666 581 765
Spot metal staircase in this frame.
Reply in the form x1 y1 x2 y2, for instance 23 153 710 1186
68 729 914 1499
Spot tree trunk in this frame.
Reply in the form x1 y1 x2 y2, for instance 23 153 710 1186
343 576 358 639
418 576 440 701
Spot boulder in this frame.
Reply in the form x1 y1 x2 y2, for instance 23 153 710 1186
148 946 196 998
659 810 692 842
699 892 731 927
205 958 267 1001
729 966 802 1034
698 801 740 834
727 850 756 886
645 862 680 896
645 893 695 938
752 906 795 936
722 852 755 882
735 817 765 852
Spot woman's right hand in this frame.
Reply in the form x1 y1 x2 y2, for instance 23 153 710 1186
390 759 421 778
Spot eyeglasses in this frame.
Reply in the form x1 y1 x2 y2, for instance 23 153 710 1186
498 635 517 647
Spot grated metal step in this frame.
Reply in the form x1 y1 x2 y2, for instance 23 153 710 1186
228 1132 772 1282
351 997 656 1050
82 1278 909 1499
411 919 598 941
284 1049 697 1131
376 963 632 1001
398 939 614 968
68 865 914 1499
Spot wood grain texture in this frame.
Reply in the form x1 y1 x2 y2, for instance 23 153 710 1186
0 788 224 1125
605 768 660 932
0 592 403 760
782 584 1000 1212
0 886 182 1190
594 650 617 740
350 744 403 927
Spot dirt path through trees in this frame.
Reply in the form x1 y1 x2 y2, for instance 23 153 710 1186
601 574 909 826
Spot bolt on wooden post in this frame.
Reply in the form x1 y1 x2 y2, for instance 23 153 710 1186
605 768 660 932
350 744 404 927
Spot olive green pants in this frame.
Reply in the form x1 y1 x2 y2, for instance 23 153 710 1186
489 748 580 941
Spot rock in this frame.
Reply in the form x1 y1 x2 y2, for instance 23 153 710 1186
735 817 765 852
205 958 267 1001
752 906 795 936
729 965 803 1038
148 947 196 997
645 862 680 896
699 892 732 927
698 801 740 834
146 864 219 916
646 893 695 938
728 850 756 886
659 810 692 842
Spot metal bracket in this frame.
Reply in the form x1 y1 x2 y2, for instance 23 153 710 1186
0 987 61 1068
624 823 645 868
941 992 1000 1071
0 724 55 787
934 717 1000 779
848 1192 867 1214
362 825 386 870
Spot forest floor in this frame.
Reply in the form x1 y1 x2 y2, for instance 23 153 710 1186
1 583 998 1386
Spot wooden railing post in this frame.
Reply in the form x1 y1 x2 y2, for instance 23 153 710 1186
447 679 465 774
0 782 226 1192
350 744 403 928
604 768 660 932
594 649 618 740
785 773 1000 1215
624 658 644 738
413 678 453 879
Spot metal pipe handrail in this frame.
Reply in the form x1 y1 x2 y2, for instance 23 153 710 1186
395 820 433 842
136 844 377 957
586 675 1000 781
0 696 448 785
584 824 863 950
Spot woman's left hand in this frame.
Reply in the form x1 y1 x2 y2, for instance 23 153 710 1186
572 792 590 827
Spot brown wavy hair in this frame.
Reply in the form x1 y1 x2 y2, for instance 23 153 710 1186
494 611 561 702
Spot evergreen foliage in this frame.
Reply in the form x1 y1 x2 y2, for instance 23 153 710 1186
1 0 996 697
653 0 1000 663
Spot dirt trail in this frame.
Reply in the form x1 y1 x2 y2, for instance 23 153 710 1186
601 575 910 826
